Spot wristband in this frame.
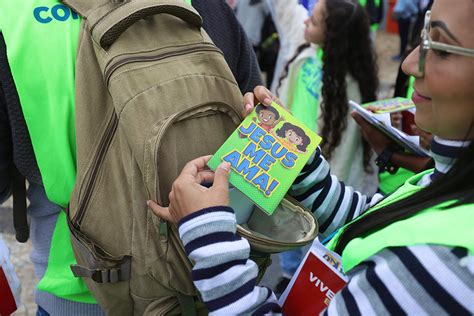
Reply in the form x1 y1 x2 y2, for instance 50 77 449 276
375 147 399 174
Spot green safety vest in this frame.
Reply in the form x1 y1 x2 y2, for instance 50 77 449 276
0 0 90 303
328 170 474 272
358 0 381 6
0 0 79 208
359 0 382 31
378 168 415 195
0 0 192 304
407 75 415 99
377 76 417 195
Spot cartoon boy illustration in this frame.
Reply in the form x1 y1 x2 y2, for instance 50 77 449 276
275 122 311 153
254 104 280 132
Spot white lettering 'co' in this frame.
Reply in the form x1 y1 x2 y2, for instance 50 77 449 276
309 272 336 299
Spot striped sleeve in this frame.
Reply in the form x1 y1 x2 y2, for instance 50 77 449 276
178 206 282 315
326 245 474 315
290 147 384 239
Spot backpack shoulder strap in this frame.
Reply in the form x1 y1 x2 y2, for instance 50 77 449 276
62 0 202 49
10 165 29 243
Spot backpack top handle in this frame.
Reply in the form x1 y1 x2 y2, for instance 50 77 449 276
91 1 203 49
61 0 112 17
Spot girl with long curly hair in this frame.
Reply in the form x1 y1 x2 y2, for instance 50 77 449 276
275 0 379 196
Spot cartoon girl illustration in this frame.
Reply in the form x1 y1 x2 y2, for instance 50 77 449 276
254 104 281 132
275 122 311 153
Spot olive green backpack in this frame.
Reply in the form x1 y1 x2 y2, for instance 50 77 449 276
63 0 318 314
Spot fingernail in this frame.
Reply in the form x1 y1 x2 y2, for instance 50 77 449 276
263 98 272 105
146 200 151 207
245 104 252 112
220 162 230 172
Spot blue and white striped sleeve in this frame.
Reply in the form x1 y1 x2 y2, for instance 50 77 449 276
178 207 474 315
324 245 474 315
178 206 282 315
290 148 384 239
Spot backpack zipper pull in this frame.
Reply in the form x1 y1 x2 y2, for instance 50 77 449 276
159 219 168 242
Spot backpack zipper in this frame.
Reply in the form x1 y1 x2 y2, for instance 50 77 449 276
150 102 241 241
74 44 222 228
161 300 179 315
104 43 222 87
74 112 118 228
150 102 241 203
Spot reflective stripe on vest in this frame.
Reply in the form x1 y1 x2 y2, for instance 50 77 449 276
328 170 474 272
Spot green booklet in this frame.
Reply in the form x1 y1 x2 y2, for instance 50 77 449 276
363 97 415 114
208 102 321 215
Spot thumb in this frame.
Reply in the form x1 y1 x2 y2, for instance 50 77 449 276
147 200 173 222
212 162 230 191
351 111 370 129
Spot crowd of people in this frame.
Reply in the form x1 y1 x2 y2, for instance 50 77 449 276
1 0 473 315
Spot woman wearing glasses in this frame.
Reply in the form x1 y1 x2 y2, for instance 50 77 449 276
149 0 474 314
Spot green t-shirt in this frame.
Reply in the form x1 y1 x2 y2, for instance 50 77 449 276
289 51 323 132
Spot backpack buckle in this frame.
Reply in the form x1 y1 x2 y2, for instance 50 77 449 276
70 258 131 284
91 268 120 283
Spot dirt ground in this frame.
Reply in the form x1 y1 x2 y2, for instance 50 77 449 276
0 30 401 315
1 198 38 315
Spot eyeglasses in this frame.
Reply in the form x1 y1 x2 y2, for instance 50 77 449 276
419 10 474 76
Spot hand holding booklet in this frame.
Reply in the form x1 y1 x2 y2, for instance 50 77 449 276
350 100 430 157
363 97 415 114
208 101 321 215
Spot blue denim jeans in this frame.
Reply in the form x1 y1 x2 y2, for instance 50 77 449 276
36 306 50 316
279 247 306 277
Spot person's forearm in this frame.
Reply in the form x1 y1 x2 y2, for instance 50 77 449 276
391 152 432 173
178 206 281 315
290 148 384 239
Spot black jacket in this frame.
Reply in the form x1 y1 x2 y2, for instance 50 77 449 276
0 0 262 200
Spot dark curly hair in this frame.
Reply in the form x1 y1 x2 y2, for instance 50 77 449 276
256 104 280 119
276 0 379 171
276 122 311 152
321 0 378 169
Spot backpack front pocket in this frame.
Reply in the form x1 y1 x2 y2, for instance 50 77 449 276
142 101 241 296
